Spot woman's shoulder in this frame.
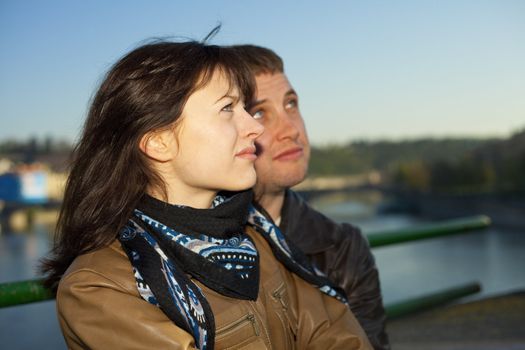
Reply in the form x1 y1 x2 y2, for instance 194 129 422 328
55 241 198 349
58 240 137 297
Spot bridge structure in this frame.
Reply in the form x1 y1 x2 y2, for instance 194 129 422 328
0 198 61 232
0 170 64 232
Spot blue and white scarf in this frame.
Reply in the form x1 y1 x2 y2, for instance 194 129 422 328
119 191 347 350
247 204 349 305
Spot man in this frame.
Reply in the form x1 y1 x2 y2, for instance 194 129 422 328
234 45 390 350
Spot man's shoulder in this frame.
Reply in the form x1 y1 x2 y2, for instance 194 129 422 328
282 190 366 252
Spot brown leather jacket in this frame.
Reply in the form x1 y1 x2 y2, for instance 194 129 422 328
57 226 373 349
280 190 390 350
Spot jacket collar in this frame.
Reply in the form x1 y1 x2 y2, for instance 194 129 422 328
279 189 339 253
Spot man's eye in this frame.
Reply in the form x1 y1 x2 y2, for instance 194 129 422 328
285 99 298 109
252 110 264 120
221 103 233 112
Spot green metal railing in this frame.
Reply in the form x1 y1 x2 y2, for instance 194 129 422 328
0 278 483 319
0 278 51 308
367 215 491 247
0 215 491 316
385 281 481 318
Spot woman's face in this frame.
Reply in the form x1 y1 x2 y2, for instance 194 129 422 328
159 70 264 206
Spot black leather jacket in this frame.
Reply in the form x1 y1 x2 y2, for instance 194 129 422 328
279 190 390 350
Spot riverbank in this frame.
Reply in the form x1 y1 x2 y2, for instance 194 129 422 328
382 191 525 230
387 290 525 350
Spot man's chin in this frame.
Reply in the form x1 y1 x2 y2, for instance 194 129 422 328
273 171 308 189
254 161 308 190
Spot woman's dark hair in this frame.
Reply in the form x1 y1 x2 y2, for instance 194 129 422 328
41 40 255 292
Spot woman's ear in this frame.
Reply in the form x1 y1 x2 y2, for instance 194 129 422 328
139 129 176 162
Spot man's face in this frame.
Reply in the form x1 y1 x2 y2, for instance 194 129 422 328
249 72 310 194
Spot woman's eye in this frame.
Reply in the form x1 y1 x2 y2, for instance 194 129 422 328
221 103 234 112
252 110 264 120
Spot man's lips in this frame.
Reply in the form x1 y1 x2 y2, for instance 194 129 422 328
273 147 304 161
235 146 257 160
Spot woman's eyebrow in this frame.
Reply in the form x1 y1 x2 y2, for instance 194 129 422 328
215 94 240 104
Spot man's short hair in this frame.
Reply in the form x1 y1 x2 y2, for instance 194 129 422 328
231 45 284 75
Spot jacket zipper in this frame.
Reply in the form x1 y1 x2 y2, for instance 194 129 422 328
247 314 260 336
216 313 260 338
272 284 297 349
249 302 273 348
272 289 288 311
272 284 297 348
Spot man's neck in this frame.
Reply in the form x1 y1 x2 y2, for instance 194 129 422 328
256 190 286 223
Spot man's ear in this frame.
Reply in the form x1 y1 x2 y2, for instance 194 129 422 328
139 129 175 162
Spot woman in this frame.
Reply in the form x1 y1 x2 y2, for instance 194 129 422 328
42 40 372 349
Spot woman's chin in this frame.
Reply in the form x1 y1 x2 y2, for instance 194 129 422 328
223 173 257 192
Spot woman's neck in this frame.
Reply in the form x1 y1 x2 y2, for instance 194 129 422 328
148 185 217 209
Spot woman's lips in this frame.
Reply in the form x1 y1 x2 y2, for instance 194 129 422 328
273 147 303 161
235 146 257 160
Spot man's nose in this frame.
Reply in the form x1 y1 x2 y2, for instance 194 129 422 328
275 111 300 141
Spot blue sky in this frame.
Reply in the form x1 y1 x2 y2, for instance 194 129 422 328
1 0 524 144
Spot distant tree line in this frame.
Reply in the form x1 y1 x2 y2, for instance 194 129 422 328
309 128 525 193
0 137 72 166
3 131 524 193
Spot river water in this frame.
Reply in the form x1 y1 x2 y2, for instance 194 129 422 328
1 193 525 349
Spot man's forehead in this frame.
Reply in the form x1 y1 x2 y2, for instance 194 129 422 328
254 72 294 97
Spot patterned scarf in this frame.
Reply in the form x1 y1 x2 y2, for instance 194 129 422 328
247 203 348 305
118 190 347 350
